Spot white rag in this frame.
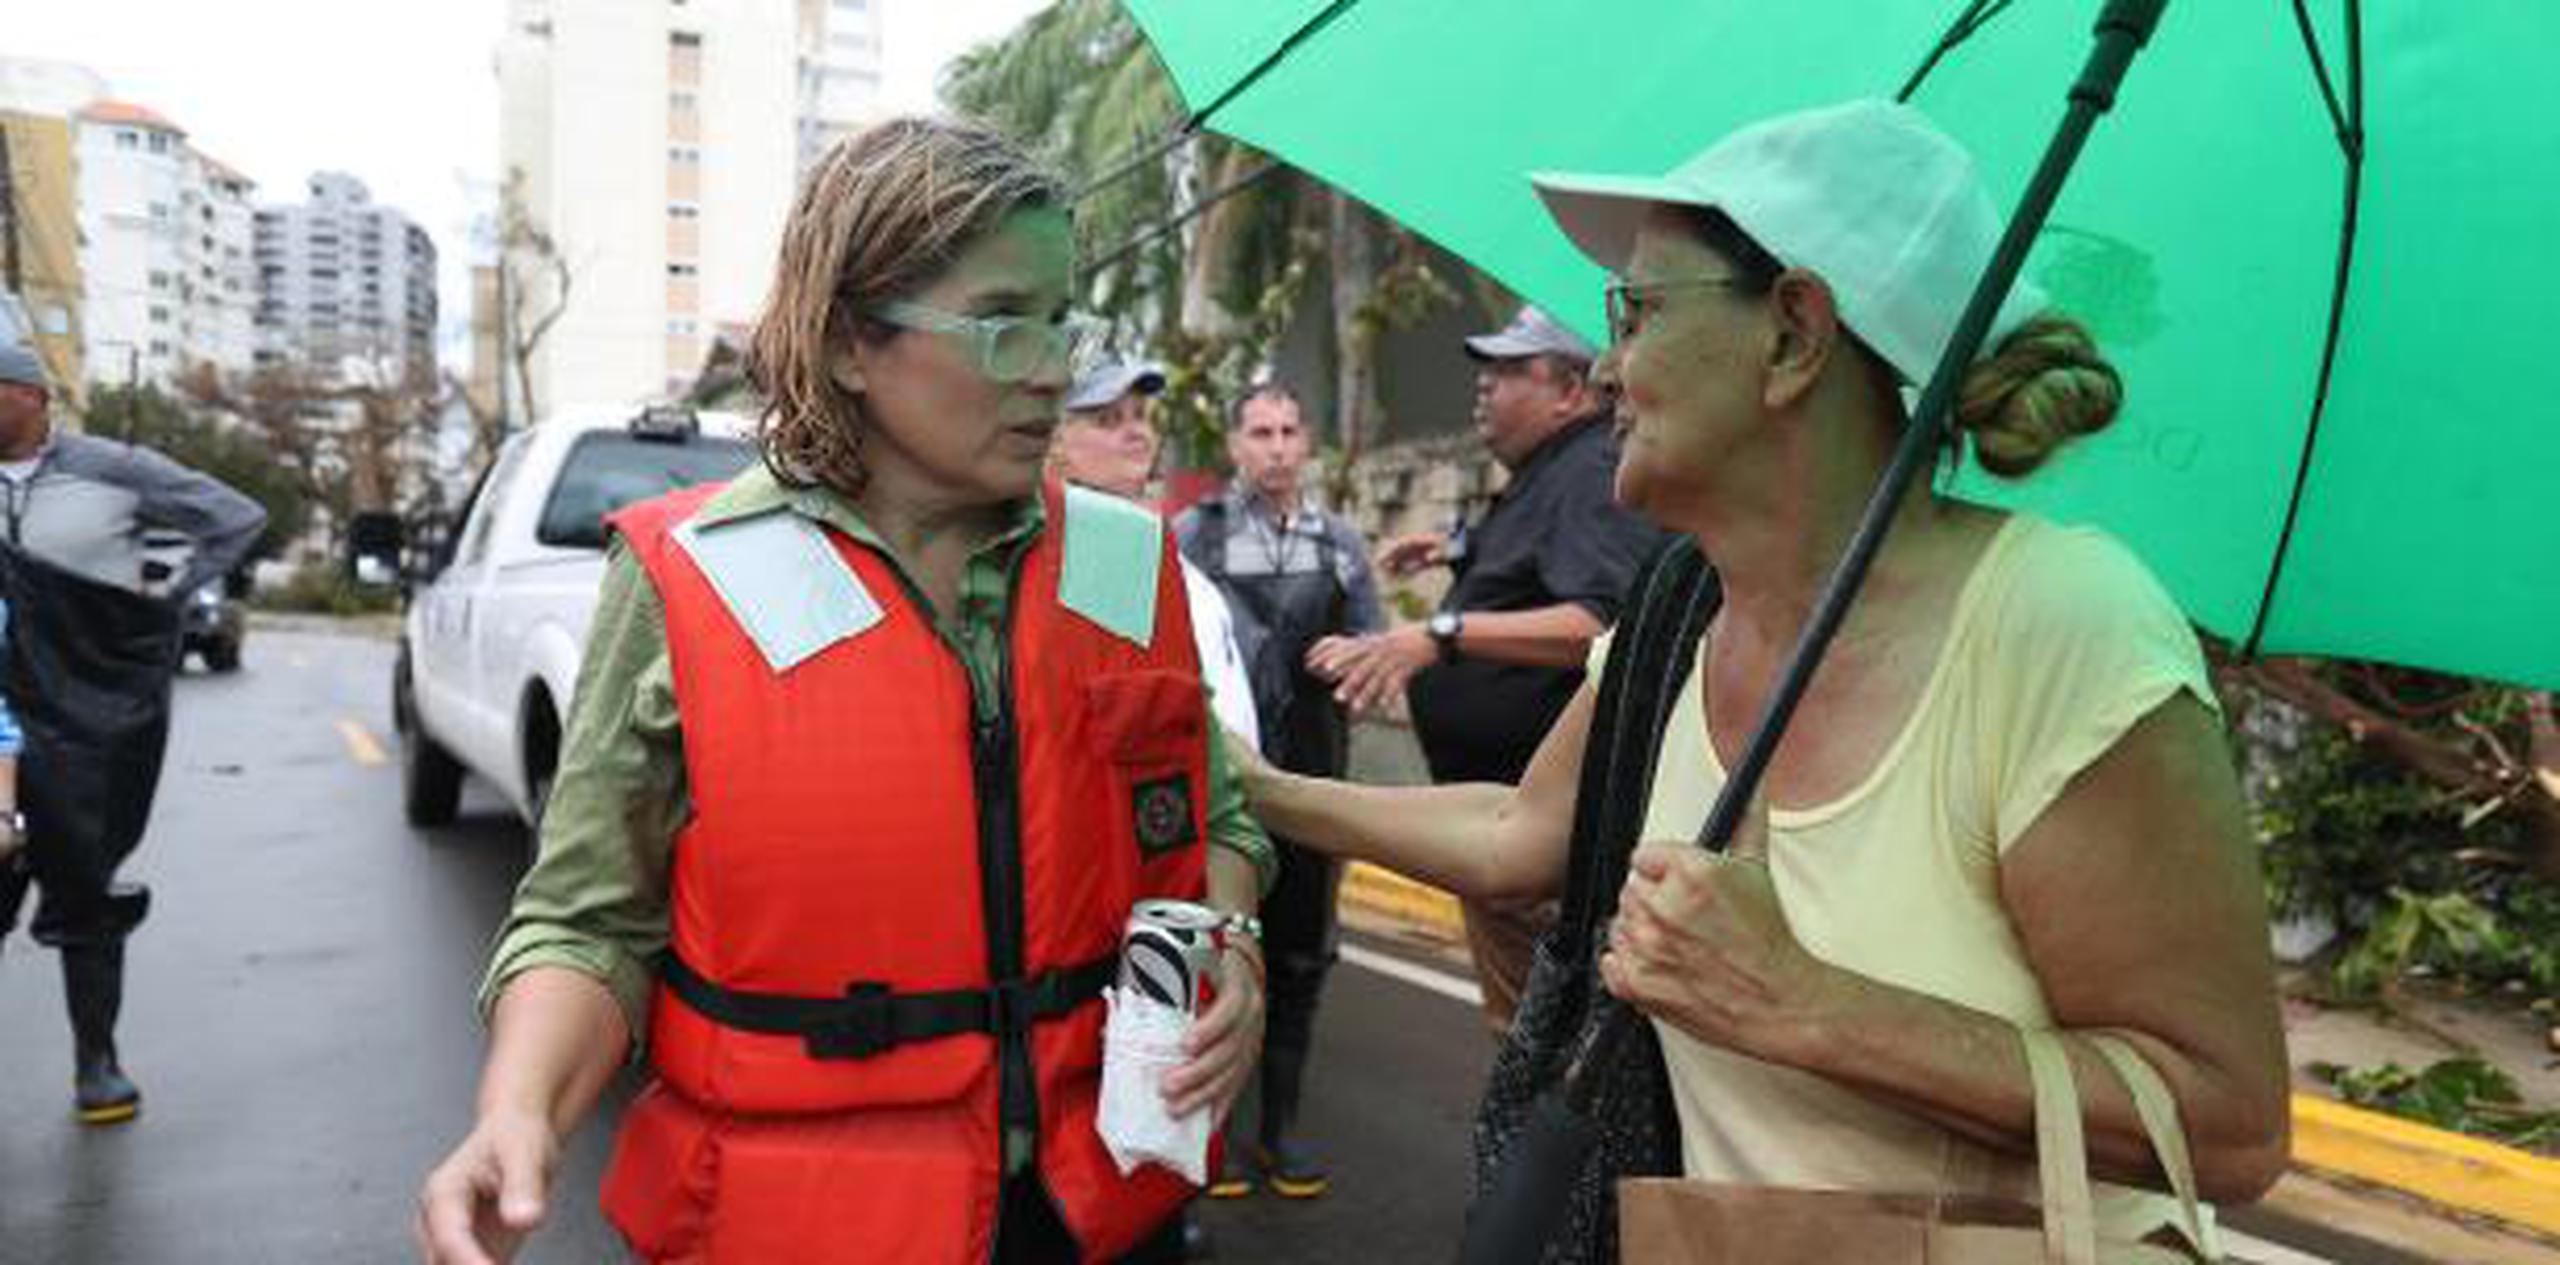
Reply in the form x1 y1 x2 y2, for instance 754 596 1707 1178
1095 986 1213 1184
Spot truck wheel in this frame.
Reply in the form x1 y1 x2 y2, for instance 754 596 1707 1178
397 653 464 827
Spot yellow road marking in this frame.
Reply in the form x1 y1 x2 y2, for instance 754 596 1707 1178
336 718 388 767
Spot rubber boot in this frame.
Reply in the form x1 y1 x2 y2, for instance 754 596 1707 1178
1252 1043 1327 1199
62 941 142 1126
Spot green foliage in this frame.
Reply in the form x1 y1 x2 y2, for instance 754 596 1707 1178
2309 1057 2560 1150
2230 661 2560 1008
252 560 395 617
81 385 309 560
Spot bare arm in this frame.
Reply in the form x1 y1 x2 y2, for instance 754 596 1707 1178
1241 680 1592 902
416 969 630 1264
1607 697 2289 1202
1445 603 1606 669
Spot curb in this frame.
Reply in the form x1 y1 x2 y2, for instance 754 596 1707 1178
2291 1093 2560 1237
1335 864 2560 1240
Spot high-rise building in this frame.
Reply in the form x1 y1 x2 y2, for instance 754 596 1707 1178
797 0 885 175
1 108 89 402
73 100 260 391
496 0 799 414
252 172 438 383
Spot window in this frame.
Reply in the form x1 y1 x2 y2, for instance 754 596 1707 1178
670 90 697 112
667 145 701 165
668 202 700 219
149 270 170 290
147 133 170 154
667 318 698 335
667 263 697 277
535 432 753 550
149 306 170 322
149 340 170 355
149 202 170 221
670 31 703 48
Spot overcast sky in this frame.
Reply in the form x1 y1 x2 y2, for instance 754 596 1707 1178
6 0 1049 358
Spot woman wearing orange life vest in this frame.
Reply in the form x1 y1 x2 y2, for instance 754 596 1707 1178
414 118 1272 1265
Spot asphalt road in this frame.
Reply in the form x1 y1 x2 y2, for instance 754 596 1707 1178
0 626 2425 1264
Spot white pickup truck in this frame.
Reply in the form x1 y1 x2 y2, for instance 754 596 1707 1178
394 403 754 827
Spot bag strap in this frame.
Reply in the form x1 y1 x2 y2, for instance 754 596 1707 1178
2087 1031 2220 1258
2019 1026 2102 1265
1556 536 1718 959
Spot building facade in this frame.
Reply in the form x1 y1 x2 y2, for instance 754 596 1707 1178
73 100 259 391
496 0 801 414
1 108 88 402
797 0 884 175
252 172 439 383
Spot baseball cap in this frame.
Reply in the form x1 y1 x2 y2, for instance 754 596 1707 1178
1530 98 2044 385
0 339 47 391
1064 360 1167 413
1464 305 1597 363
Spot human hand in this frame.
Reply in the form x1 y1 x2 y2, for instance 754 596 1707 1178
1162 941 1264 1124
1307 627 1434 716
413 1109 559 1265
1375 532 1449 578
1304 634 1364 683
0 810 21 865
1598 803 1849 1065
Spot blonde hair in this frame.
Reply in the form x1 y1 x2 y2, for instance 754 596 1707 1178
747 117 1068 497
1953 315 2122 478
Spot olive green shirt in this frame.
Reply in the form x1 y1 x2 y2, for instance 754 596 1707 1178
478 465 1274 1033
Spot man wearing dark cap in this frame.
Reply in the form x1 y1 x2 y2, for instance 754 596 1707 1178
0 337 267 1124
1308 306 1666 1033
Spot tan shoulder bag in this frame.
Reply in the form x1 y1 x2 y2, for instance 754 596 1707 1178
1617 1026 2219 1263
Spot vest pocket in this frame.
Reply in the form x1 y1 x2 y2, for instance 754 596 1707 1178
1085 670 1208 860
607 1079 999 1264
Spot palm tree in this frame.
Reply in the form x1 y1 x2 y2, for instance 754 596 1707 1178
942 1 1460 477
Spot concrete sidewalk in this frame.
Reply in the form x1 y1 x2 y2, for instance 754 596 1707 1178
1334 721 2560 1261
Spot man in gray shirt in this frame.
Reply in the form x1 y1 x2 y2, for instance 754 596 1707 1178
0 339 266 1124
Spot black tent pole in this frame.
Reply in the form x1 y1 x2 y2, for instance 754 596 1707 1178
1457 1 2169 1260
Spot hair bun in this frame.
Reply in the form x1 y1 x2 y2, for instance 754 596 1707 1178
1953 315 2121 478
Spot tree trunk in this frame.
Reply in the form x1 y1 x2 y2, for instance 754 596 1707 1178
2241 661 2560 878
1327 190 1384 477
1178 143 1254 342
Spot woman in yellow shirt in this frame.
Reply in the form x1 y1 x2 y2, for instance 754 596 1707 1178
1239 100 2288 1253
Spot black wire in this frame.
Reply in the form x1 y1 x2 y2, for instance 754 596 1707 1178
1074 116 1200 205
1897 0 2016 102
2245 0 2365 659
2289 0 2359 158
1077 161 1281 279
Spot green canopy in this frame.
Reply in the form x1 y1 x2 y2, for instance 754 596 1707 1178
1124 1 2560 689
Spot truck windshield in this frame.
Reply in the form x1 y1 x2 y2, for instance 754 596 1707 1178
534 433 756 550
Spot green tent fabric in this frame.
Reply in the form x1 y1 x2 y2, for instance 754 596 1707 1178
1123 1 2560 689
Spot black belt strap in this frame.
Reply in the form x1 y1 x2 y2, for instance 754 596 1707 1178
660 952 1118 1062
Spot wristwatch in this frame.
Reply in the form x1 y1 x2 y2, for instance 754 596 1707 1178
1427 610 1465 662
1211 911 1264 948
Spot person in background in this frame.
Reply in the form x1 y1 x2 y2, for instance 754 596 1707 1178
414 119 1268 1265
1308 306 1666 1033
1175 384 1383 1201
0 596 21 875
1056 359 1260 749
0 337 267 1127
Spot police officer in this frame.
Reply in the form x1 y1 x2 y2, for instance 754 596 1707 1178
1176 383 1383 1199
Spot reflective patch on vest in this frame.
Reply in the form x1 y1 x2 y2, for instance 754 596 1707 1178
672 508 883 673
1132 773 1198 857
1059 483 1161 648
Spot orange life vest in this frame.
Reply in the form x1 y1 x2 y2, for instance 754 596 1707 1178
599 477 1211 1263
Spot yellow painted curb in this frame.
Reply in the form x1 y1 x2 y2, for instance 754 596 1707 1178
1340 863 1464 939
2292 1093 2560 1237
1338 867 2560 1240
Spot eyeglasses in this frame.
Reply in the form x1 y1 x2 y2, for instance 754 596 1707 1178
1603 276 1750 346
871 300 1104 384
